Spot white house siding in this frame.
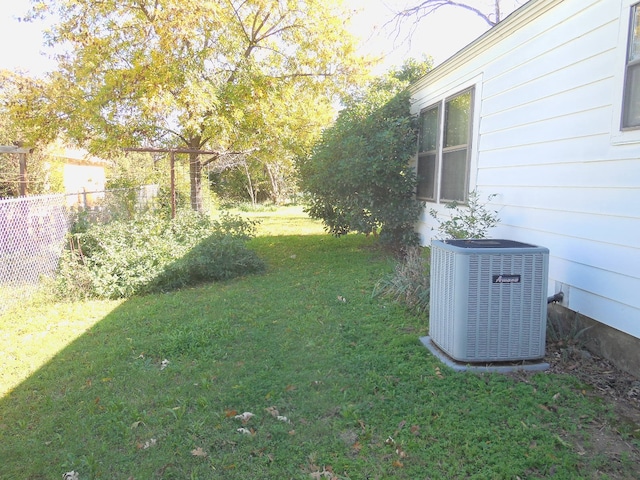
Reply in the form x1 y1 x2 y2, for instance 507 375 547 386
410 0 640 339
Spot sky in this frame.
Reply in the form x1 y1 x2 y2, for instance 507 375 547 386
0 0 525 77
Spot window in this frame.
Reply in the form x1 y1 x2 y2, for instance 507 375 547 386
623 3 640 128
417 88 473 203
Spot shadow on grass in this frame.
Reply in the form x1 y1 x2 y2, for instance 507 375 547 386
0 234 628 479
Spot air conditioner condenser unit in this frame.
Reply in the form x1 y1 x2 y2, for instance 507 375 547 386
429 239 549 363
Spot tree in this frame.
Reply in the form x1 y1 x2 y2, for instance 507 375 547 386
388 0 526 40
0 70 59 196
23 0 367 212
298 59 431 250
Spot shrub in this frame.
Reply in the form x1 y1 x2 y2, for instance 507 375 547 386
298 60 431 250
373 246 430 315
429 191 500 240
54 211 263 299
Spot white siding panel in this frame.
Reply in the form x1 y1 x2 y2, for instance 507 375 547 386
478 160 640 187
549 258 640 310
484 185 639 218
482 51 616 118
565 287 640 338
496 206 638 249
483 21 618 103
477 135 612 169
490 226 639 284
480 78 613 135
480 106 612 152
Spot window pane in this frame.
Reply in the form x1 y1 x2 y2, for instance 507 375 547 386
624 64 640 127
441 149 467 202
419 106 439 152
630 5 640 62
417 154 436 200
444 91 472 148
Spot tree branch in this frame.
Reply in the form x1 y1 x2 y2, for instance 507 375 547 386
395 0 498 28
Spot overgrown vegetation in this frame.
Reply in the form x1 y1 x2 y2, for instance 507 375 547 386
55 211 265 300
373 246 430 315
430 190 500 239
298 59 431 249
376 191 500 315
1 209 637 479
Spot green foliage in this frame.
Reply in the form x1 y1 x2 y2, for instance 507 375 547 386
22 0 365 211
55 211 264 299
430 190 500 239
373 246 430 315
299 60 431 249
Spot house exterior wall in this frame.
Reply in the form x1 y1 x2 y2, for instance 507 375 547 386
410 0 640 340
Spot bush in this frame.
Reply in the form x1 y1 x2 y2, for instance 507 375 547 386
54 211 264 299
373 246 430 315
298 60 431 250
430 191 499 239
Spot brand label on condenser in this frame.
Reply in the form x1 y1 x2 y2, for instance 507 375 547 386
492 274 521 284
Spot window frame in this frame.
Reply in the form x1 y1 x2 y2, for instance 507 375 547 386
416 103 440 201
416 87 474 204
622 1 640 130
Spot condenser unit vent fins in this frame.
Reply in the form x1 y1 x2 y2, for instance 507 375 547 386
429 239 549 363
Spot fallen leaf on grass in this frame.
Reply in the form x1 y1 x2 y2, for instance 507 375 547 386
337 295 347 303
285 384 297 392
131 420 145 429
392 460 404 468
234 411 254 422
137 438 157 450
191 447 207 457
395 446 407 458
225 409 238 418
265 406 279 417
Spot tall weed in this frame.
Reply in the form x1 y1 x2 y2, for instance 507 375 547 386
373 246 430 315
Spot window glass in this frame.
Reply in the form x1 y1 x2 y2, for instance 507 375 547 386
624 64 640 127
441 150 468 202
624 5 640 128
629 5 640 62
444 91 472 147
417 154 436 200
419 106 439 153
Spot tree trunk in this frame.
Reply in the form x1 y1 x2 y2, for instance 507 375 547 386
265 162 281 204
243 162 257 206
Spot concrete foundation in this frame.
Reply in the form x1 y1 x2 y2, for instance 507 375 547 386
548 304 640 379
420 336 550 373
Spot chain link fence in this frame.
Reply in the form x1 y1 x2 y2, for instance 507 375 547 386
0 185 159 314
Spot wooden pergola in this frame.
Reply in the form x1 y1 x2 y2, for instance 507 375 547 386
124 147 225 219
0 145 32 196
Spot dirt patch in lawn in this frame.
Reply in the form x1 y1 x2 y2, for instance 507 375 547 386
544 341 640 479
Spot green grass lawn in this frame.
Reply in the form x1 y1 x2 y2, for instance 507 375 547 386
0 207 636 479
